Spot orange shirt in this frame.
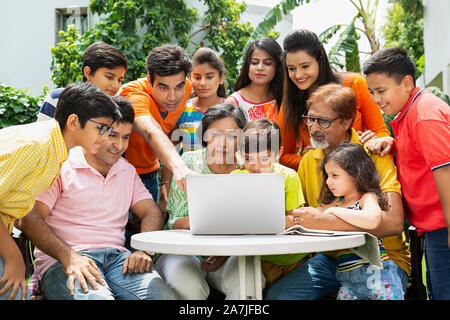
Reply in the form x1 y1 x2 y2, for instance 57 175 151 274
278 73 391 171
119 77 191 174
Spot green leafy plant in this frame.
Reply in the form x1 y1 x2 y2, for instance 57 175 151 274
323 19 361 72
242 0 309 55
86 0 198 82
199 0 253 93
50 25 87 88
0 84 48 129
50 0 305 94
50 0 198 86
319 0 382 73
382 112 396 137
382 0 424 77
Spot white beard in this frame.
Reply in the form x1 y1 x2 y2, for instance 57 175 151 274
310 133 330 150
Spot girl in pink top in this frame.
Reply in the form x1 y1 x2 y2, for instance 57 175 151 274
225 38 283 122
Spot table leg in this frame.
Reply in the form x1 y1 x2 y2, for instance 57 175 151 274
254 255 262 300
238 256 246 300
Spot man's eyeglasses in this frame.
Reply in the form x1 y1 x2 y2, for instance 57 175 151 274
302 115 340 129
86 119 114 136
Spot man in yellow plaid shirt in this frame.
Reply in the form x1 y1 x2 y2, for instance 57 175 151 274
0 82 121 300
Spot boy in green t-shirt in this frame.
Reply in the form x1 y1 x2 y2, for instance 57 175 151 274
231 118 308 289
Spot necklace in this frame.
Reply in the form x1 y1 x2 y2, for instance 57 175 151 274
335 196 344 207
335 195 363 207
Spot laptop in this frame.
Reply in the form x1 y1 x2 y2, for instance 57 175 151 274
186 173 285 235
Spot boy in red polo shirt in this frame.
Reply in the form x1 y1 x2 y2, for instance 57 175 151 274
363 47 450 300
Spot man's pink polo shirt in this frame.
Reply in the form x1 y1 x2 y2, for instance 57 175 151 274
390 87 450 235
33 147 152 279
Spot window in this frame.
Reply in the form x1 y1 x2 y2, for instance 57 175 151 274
55 7 89 43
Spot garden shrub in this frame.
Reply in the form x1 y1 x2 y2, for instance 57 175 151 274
0 83 48 129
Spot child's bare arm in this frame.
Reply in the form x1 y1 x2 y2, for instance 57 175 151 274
0 218 27 300
323 193 382 230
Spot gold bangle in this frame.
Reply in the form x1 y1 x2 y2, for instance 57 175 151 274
159 181 170 186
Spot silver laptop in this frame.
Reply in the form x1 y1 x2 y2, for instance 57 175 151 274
186 173 285 235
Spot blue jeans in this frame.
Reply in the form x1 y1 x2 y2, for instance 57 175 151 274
424 227 450 300
266 253 408 300
0 255 31 300
140 171 159 202
40 248 178 300
336 260 404 300
124 171 160 250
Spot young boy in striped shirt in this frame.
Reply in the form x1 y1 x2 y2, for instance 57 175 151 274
0 82 121 300
36 42 128 121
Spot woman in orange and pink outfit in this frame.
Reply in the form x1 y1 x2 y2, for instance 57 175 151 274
278 29 391 171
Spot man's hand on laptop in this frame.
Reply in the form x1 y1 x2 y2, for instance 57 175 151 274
172 166 199 193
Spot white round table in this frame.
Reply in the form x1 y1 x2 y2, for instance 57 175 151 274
131 229 366 299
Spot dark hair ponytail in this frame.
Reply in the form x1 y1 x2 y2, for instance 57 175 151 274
192 47 227 97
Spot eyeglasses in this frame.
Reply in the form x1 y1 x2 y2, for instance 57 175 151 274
86 119 114 136
302 115 340 129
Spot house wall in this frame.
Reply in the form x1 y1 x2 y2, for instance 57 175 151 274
0 0 92 95
423 0 450 95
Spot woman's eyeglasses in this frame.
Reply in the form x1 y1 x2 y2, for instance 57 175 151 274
86 119 113 136
302 115 340 129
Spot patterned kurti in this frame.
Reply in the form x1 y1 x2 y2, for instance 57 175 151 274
166 148 213 229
